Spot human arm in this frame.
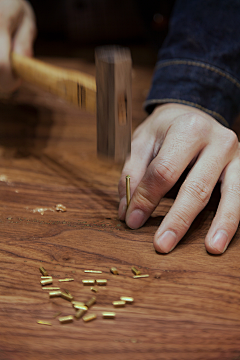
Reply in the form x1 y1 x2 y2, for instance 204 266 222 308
118 0 240 254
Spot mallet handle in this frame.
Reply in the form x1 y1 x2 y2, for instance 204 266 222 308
11 52 96 112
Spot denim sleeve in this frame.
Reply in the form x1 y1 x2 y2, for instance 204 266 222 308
144 0 240 127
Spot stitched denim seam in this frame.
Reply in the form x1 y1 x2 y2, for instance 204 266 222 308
144 98 229 127
156 60 240 89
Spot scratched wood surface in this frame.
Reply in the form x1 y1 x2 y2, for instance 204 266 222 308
0 58 240 360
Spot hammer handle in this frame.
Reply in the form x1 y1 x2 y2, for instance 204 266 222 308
11 52 96 112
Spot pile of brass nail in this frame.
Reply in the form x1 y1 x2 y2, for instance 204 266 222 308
37 265 149 326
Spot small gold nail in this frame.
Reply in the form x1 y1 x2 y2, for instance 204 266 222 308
39 267 48 276
40 279 53 286
58 278 74 282
74 305 88 311
120 296 134 304
72 301 85 307
61 292 74 301
83 314 97 322
110 267 119 275
75 308 87 320
59 315 74 324
131 266 141 276
112 300 126 307
96 279 107 286
102 312 115 319
82 279 95 285
37 320 52 326
133 274 149 279
91 287 98 293
49 290 62 298
42 287 60 291
126 175 131 208
85 297 96 308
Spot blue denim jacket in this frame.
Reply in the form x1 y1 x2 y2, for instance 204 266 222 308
144 0 240 127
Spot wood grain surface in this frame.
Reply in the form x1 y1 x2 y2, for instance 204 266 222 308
0 58 240 360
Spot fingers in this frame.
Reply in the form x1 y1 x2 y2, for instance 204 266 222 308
118 104 188 219
153 129 238 253
125 113 209 229
205 145 240 254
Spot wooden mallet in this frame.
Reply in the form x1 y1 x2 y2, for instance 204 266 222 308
11 46 132 163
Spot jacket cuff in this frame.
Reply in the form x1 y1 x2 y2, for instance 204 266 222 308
144 59 240 127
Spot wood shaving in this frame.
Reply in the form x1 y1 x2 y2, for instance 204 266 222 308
55 204 67 212
32 207 55 215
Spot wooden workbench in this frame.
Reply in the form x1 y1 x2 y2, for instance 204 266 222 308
0 58 240 360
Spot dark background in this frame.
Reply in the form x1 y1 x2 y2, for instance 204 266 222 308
28 0 175 66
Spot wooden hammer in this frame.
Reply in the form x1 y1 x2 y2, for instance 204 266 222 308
11 46 132 162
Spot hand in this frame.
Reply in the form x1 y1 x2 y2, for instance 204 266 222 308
0 0 36 92
118 103 240 255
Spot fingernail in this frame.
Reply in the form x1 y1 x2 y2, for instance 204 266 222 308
118 198 127 220
210 230 228 253
126 209 146 229
156 230 177 253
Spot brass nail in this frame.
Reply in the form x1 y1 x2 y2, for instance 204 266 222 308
61 292 74 302
82 279 95 285
75 308 87 320
133 274 149 279
39 267 48 276
126 175 131 208
58 278 74 282
40 279 53 286
102 312 115 319
112 300 126 307
74 305 88 311
49 290 62 298
120 296 134 304
82 314 97 322
110 267 119 275
85 297 96 308
59 315 74 324
91 287 98 293
72 301 85 307
96 279 107 286
42 287 60 290
37 320 52 326
131 266 141 276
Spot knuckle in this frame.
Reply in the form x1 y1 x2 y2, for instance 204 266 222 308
150 159 177 186
181 180 211 206
171 208 192 230
134 185 158 211
220 129 238 153
184 113 209 135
